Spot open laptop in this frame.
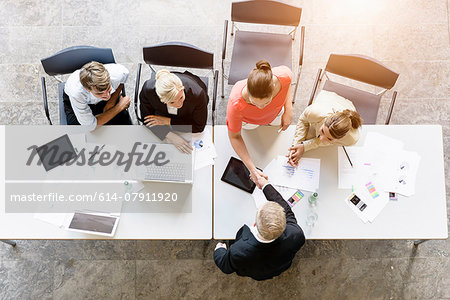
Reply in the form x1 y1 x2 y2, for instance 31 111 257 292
136 143 194 184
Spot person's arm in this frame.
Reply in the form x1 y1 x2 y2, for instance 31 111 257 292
292 108 312 146
228 130 267 186
95 95 130 127
256 178 297 224
213 245 236 274
103 84 124 113
139 82 171 140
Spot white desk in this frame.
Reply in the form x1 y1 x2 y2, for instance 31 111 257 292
213 125 448 240
0 125 212 239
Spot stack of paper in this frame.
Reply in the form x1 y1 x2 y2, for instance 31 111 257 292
338 132 421 223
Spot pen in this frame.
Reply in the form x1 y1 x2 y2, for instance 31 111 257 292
342 146 353 168
277 128 282 133
88 144 105 162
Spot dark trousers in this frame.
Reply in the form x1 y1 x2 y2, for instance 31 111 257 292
63 92 132 125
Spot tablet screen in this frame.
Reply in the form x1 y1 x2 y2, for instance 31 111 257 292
221 157 257 193
69 212 117 234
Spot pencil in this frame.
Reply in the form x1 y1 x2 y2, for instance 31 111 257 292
342 146 353 168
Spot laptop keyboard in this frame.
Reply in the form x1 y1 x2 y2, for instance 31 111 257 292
144 163 186 182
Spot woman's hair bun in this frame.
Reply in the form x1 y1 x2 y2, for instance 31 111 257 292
255 59 271 71
156 69 171 80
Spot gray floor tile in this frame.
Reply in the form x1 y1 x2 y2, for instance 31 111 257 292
373 24 450 61
51 240 136 260
0 26 63 65
136 259 218 299
136 240 216 260
0 260 53 299
0 102 58 125
62 0 139 27
0 0 62 27
53 259 135 300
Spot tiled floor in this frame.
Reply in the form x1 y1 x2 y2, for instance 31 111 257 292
0 0 449 299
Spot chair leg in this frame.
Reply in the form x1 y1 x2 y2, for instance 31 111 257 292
292 67 302 104
385 91 398 125
1 240 16 247
221 63 225 98
413 239 428 246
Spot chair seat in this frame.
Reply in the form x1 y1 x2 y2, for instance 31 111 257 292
228 30 292 85
323 80 382 124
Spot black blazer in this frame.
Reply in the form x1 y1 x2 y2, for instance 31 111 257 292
139 71 209 140
214 184 305 281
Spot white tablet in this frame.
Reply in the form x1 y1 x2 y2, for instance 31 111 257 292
65 211 120 237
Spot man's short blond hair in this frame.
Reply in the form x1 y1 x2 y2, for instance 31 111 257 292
79 61 111 91
155 69 183 104
256 202 286 240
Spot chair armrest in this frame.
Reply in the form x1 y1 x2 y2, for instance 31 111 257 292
385 91 397 125
308 68 322 106
222 20 228 60
299 26 305 67
41 77 52 125
134 63 142 124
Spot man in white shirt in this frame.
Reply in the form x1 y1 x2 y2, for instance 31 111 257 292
64 61 132 130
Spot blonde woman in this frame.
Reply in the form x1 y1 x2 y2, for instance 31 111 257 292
287 90 363 167
139 70 209 153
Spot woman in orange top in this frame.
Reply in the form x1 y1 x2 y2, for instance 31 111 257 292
226 60 293 187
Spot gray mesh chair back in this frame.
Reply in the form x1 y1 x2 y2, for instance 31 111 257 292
135 42 218 124
40 46 116 125
308 54 399 124
222 0 304 102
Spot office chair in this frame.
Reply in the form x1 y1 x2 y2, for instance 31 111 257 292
40 46 121 125
308 54 400 124
134 42 218 125
221 0 305 103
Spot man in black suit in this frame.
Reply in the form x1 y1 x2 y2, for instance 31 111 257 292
214 176 305 281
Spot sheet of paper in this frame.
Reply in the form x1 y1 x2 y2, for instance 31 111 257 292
266 156 320 192
337 146 363 189
192 128 217 170
383 150 421 196
34 213 70 228
364 132 404 151
353 176 390 223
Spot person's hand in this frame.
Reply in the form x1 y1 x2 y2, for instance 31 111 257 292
249 169 269 189
215 242 227 251
166 132 193 154
117 95 131 111
286 143 304 167
253 175 269 190
144 115 171 127
279 111 292 132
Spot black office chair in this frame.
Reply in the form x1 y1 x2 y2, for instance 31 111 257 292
308 54 400 124
134 42 219 125
222 0 305 103
40 46 120 125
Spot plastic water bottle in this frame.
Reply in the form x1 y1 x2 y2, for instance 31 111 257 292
308 192 319 206
306 193 319 227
